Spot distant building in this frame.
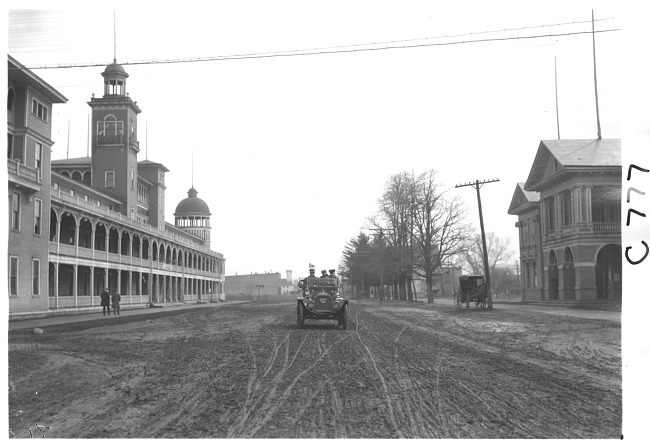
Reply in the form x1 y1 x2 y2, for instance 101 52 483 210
225 270 296 298
508 139 621 301
225 272 282 298
7 55 225 318
280 270 296 294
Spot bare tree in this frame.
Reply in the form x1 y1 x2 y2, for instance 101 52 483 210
463 232 515 295
373 170 472 303
411 170 473 303
375 172 417 301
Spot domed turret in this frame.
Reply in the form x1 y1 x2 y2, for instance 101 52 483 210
102 59 129 97
175 187 210 215
174 187 211 247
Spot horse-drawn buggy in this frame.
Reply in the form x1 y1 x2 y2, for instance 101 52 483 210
455 275 487 309
297 274 348 329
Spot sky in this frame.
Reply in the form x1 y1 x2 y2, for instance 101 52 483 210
6 1 625 279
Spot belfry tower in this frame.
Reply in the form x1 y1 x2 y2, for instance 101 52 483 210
88 60 142 219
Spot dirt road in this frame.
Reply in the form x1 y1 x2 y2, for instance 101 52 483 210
8 298 621 438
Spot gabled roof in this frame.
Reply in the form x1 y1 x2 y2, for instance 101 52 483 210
9 55 68 104
524 139 621 191
507 182 540 215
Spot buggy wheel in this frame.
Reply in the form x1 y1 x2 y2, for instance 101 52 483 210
455 293 462 310
297 304 304 329
340 304 348 330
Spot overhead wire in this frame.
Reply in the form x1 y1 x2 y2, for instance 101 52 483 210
8 16 620 70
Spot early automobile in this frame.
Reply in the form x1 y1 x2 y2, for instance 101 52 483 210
297 275 348 329
455 275 487 309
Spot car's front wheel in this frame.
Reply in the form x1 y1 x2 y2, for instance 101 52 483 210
297 303 304 329
339 304 348 330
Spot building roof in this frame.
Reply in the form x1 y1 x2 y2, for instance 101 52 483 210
102 60 129 78
524 139 621 191
52 156 92 168
138 160 170 172
52 172 121 204
8 55 68 104
507 182 540 215
174 187 211 215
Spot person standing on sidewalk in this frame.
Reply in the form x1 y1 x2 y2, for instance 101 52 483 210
100 288 111 316
111 289 121 316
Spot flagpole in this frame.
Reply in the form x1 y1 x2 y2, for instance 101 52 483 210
592 9 602 140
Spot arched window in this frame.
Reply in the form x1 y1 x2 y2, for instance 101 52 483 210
7 88 15 111
548 250 559 300
97 114 124 137
563 247 575 300
563 247 574 265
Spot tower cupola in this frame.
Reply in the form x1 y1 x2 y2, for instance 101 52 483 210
174 186 212 248
102 59 129 97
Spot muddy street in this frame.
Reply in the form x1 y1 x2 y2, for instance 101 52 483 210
8 299 621 438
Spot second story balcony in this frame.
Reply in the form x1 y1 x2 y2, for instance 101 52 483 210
8 158 41 192
543 220 621 242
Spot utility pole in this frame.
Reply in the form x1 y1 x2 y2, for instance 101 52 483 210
455 178 500 310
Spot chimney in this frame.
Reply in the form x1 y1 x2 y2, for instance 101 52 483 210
286 270 292 282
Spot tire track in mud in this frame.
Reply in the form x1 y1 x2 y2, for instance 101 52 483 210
352 308 404 438
353 302 620 438
227 327 355 438
8 299 620 438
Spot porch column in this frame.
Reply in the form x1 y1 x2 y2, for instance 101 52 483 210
73 264 78 307
90 266 95 306
54 262 59 308
56 213 61 254
74 215 80 257
574 187 583 223
117 231 122 264
91 222 96 259
161 275 166 302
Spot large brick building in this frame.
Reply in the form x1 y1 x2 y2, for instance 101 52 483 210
7 56 225 318
508 139 621 302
